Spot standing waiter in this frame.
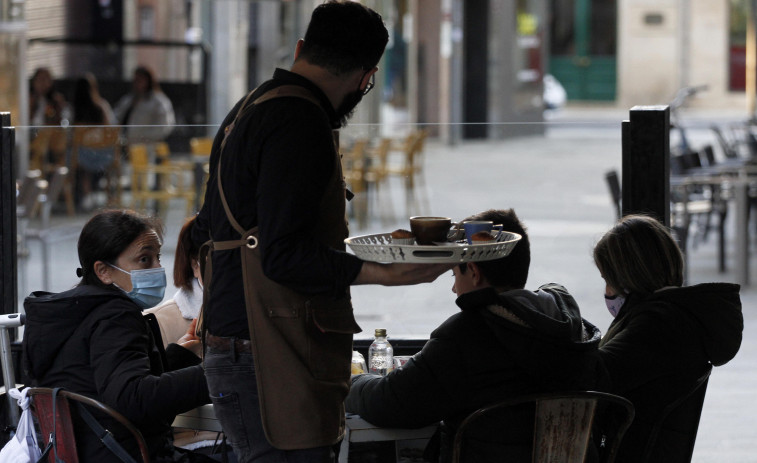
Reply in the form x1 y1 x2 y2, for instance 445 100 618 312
193 2 451 462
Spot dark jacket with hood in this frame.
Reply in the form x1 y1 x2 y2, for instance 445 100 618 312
595 282 743 463
345 283 602 463
23 285 210 462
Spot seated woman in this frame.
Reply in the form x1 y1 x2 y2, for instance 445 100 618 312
592 214 743 462
145 216 202 349
23 209 210 462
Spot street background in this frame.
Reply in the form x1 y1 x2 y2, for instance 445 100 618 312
16 106 757 462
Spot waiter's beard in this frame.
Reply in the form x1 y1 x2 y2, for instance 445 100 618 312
335 89 365 128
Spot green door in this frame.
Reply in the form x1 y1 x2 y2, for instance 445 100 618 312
549 0 617 101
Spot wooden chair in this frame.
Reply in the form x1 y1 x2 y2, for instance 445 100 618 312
18 167 82 292
342 138 371 228
190 137 214 157
29 127 68 174
451 391 635 463
27 387 150 463
190 137 213 207
385 129 430 216
128 144 196 216
69 126 122 209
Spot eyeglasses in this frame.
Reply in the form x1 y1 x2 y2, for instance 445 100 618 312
362 73 375 96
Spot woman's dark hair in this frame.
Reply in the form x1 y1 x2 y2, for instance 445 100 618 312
73 73 107 124
457 209 530 290
134 65 158 92
30 67 55 99
299 0 389 75
174 216 200 291
77 209 164 288
593 214 684 295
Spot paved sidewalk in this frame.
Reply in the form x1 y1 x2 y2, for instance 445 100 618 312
16 113 756 461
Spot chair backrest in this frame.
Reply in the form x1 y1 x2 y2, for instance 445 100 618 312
604 170 622 220
190 137 213 157
452 391 635 463
16 170 44 218
640 364 712 462
27 387 151 463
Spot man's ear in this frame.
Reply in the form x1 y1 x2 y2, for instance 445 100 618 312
93 261 113 285
360 66 378 90
467 262 484 287
294 39 305 60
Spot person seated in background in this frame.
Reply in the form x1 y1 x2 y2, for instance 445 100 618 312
72 72 119 210
145 216 203 348
28 67 71 172
345 209 603 463
114 65 175 145
23 209 212 462
591 214 743 462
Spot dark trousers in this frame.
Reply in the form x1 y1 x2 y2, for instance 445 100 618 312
203 335 335 463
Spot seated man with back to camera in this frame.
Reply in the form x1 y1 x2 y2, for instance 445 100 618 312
345 208 603 463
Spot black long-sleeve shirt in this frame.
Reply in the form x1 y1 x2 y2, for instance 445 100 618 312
193 69 364 339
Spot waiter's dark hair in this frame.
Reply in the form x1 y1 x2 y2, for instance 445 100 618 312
77 209 163 288
299 0 389 75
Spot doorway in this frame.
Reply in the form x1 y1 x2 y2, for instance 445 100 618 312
548 0 617 101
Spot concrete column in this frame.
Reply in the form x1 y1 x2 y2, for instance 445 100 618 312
209 1 249 125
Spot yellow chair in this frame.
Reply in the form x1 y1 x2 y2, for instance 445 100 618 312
189 137 214 207
385 129 429 216
129 144 196 216
190 137 214 157
341 138 371 228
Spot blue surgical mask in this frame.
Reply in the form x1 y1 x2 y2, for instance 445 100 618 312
110 264 166 309
604 293 626 318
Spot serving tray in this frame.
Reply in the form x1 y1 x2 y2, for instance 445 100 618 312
345 231 521 263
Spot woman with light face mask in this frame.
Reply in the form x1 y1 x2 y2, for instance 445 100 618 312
22 209 212 462
590 214 743 463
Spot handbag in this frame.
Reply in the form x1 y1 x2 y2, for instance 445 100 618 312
0 388 42 463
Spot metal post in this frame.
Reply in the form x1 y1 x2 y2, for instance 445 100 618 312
0 327 18 424
734 179 750 286
621 105 671 225
0 112 17 318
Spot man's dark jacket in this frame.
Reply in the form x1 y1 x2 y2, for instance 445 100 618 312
345 283 602 462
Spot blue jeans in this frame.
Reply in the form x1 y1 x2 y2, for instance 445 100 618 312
203 337 335 463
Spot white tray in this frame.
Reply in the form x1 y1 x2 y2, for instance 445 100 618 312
345 231 522 263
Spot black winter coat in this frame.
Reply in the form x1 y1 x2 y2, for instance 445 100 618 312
23 285 210 462
345 283 602 462
595 283 743 462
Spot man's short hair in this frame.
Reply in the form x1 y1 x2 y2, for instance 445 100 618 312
299 0 389 75
458 209 530 289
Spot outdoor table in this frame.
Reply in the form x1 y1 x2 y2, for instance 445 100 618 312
173 403 222 432
671 172 750 285
173 405 439 462
339 414 438 463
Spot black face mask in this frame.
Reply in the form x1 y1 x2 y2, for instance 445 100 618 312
334 88 365 128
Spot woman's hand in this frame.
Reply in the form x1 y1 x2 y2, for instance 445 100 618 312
177 318 202 357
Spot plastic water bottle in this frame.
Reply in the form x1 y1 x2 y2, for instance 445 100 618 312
368 328 394 376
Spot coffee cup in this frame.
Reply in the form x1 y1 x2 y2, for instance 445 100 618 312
462 221 503 244
410 216 453 245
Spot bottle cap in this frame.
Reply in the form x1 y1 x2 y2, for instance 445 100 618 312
374 328 386 337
